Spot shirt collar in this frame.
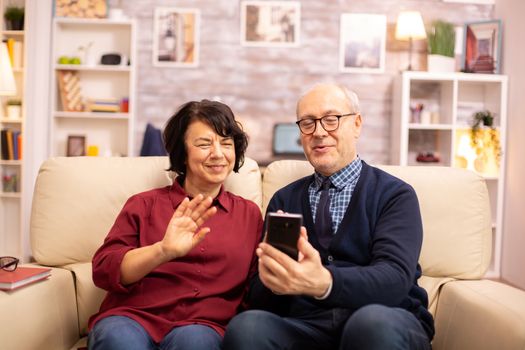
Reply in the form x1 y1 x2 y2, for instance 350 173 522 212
169 175 230 213
313 156 362 191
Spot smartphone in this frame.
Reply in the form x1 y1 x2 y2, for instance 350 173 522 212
265 212 303 260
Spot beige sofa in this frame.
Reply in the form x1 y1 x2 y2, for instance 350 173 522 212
1 156 525 350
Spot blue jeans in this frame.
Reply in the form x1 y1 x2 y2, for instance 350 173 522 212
88 316 222 350
223 304 431 350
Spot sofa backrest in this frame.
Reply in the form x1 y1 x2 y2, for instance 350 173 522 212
30 156 262 266
262 160 492 279
31 157 492 280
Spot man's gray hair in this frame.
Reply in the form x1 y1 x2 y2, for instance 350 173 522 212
297 83 361 114
338 85 361 114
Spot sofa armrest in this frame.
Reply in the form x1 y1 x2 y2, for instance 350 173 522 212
433 279 525 350
0 266 79 350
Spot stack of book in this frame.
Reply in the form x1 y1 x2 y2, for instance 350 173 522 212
0 128 22 160
86 98 120 113
0 266 51 291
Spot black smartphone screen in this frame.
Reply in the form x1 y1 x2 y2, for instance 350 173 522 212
265 212 303 260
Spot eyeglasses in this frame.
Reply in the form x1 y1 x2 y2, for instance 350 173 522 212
295 113 357 135
0 256 19 272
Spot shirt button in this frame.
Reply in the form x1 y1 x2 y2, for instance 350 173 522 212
197 269 201 273
194 288 198 292
328 255 334 262
200 247 205 252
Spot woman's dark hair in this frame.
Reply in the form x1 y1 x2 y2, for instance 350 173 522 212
163 99 248 175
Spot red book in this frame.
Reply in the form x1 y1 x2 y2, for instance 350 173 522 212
0 266 51 291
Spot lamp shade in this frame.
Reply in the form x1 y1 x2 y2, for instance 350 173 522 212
395 11 427 40
0 42 16 96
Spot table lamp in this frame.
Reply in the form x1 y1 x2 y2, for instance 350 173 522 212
395 11 427 70
0 41 17 118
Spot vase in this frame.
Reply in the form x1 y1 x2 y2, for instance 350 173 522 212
427 54 455 73
5 18 24 31
6 105 21 119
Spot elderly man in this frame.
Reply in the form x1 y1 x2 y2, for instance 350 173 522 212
223 83 433 350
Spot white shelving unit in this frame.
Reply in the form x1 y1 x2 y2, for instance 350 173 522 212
50 17 136 157
392 71 507 278
0 0 26 257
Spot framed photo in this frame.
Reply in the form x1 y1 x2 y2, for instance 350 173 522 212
339 13 386 73
67 135 86 157
153 7 200 67
53 0 108 18
272 123 303 155
462 20 501 74
241 1 300 47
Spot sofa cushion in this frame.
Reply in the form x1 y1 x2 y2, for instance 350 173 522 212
31 157 262 266
63 262 106 337
262 160 492 279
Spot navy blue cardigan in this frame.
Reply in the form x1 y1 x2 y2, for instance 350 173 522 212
248 161 434 340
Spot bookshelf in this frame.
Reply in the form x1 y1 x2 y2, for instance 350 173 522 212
0 0 25 257
50 17 136 157
391 71 508 278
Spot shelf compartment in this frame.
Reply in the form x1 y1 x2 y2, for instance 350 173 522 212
409 79 454 125
457 80 503 127
453 128 500 178
53 118 130 157
407 129 452 166
53 18 133 67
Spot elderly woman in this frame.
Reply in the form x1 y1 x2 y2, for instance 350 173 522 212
88 100 263 350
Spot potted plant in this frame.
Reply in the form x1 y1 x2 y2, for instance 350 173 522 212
3 6 24 31
427 20 455 72
470 109 501 169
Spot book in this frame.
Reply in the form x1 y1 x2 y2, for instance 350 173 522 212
6 129 14 160
17 132 22 160
1 129 8 160
0 266 51 291
12 131 20 160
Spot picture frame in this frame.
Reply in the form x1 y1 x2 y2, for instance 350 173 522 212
152 7 200 68
53 0 108 18
272 123 303 155
66 135 86 157
339 13 386 74
462 20 501 74
240 1 300 47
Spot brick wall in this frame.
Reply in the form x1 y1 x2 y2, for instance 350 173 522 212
115 0 493 165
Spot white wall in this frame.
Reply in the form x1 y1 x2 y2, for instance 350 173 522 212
21 0 53 260
496 0 525 290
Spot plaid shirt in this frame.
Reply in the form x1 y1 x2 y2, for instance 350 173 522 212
309 157 362 234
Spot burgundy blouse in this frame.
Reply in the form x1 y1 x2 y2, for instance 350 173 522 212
88 179 263 342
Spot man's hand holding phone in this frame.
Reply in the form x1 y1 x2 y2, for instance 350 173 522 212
258 212 333 298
